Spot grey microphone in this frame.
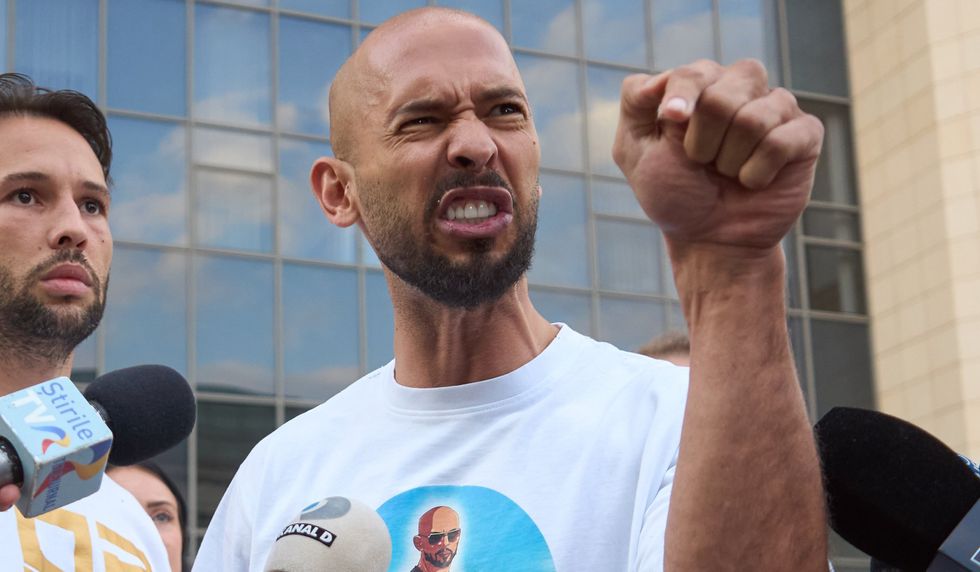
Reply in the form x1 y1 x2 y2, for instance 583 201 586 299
263 496 392 572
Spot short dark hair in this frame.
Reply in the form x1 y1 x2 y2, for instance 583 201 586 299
0 73 112 179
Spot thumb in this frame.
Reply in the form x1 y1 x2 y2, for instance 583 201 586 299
619 71 672 135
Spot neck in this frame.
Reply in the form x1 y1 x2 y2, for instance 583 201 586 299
389 275 557 388
0 350 73 396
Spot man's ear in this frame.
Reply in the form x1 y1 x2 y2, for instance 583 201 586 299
311 156 359 227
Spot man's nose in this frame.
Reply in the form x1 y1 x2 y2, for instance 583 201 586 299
446 118 497 171
48 201 88 250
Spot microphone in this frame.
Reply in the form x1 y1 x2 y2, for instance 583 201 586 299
264 496 392 572
0 365 196 516
815 407 980 571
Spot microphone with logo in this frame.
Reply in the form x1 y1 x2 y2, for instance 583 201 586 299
815 407 980 571
0 365 196 517
264 496 392 572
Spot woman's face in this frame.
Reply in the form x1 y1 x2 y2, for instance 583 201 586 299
109 466 183 571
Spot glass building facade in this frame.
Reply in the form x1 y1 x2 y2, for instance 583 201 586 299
3 0 871 567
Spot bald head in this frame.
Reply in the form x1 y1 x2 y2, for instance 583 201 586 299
328 7 516 163
417 505 460 536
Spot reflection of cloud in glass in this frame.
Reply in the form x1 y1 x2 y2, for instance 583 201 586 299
283 264 359 401
278 138 359 263
278 16 349 135
511 0 576 56
195 171 273 253
195 256 275 395
104 248 187 374
15 0 98 98
582 0 646 66
109 117 187 245
193 127 274 172
529 173 590 288
516 54 584 171
719 0 779 81
194 4 271 126
598 297 668 351
587 66 631 177
651 0 715 71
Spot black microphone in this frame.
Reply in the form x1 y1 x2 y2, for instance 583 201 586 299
83 364 196 465
815 407 980 571
1 365 196 515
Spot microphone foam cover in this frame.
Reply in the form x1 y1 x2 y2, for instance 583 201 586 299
83 365 196 465
264 496 391 572
815 407 980 570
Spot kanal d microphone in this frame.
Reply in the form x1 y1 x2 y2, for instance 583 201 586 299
1 365 196 516
815 407 980 571
264 496 392 572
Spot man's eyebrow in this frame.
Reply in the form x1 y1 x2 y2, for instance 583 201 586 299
2 170 110 196
388 87 530 124
475 86 529 106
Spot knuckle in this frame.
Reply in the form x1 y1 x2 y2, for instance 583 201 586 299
770 87 798 108
731 106 772 136
696 85 740 120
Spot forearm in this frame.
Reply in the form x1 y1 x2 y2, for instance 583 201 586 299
664 243 826 570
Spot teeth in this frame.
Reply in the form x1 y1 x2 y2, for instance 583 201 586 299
444 200 498 224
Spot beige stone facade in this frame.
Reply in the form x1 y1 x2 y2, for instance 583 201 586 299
843 0 980 458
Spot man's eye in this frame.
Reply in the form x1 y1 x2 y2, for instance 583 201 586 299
14 190 35 204
491 103 524 117
402 116 437 129
82 199 104 215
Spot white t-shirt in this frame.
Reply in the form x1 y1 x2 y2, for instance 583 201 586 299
0 475 171 571
195 325 688 571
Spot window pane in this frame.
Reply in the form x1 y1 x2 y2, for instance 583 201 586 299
149 440 188 504
718 0 781 84
194 5 271 126
592 179 645 219
596 219 664 294
286 405 313 421
802 100 857 205
279 17 351 136
108 0 186 116
360 231 382 267
582 0 646 66
193 127 273 172
588 66 631 177
196 255 275 395
109 116 188 245
811 320 874 419
104 247 188 375
15 0 98 98
652 0 714 71
786 0 848 96
279 138 358 263
598 297 668 352
803 208 861 242
283 264 360 401
783 229 801 308
511 0 576 56
280 0 349 18
194 170 273 253
530 288 592 335
806 245 867 314
71 333 98 384
437 0 503 32
197 402 274 525
516 54 584 171
529 173 590 288
366 270 394 371
358 0 425 25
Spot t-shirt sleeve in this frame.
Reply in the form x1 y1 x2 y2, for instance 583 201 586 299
634 460 675 571
193 454 258 571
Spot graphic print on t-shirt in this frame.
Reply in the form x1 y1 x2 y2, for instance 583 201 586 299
377 485 555 572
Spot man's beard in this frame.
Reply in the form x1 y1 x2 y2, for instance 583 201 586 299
0 251 106 365
424 548 456 567
362 170 537 310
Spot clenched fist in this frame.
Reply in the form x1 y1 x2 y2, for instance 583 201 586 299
612 59 823 254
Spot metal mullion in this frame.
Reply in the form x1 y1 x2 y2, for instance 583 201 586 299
527 282 592 297
806 309 870 324
191 118 277 136
539 165 589 179
277 128 331 143
643 0 653 70
194 162 275 178
188 244 279 263
593 212 654 224
185 0 199 558
105 107 188 124
95 0 108 377
792 89 850 105
502 0 512 44
590 172 629 184
195 391 279 407
595 288 676 304
794 219 818 420
776 0 791 88
711 0 722 62
278 8 357 27
802 236 863 249
806 200 861 213
271 5 285 428
197 0 270 14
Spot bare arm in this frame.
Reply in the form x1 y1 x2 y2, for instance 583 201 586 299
614 60 827 569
